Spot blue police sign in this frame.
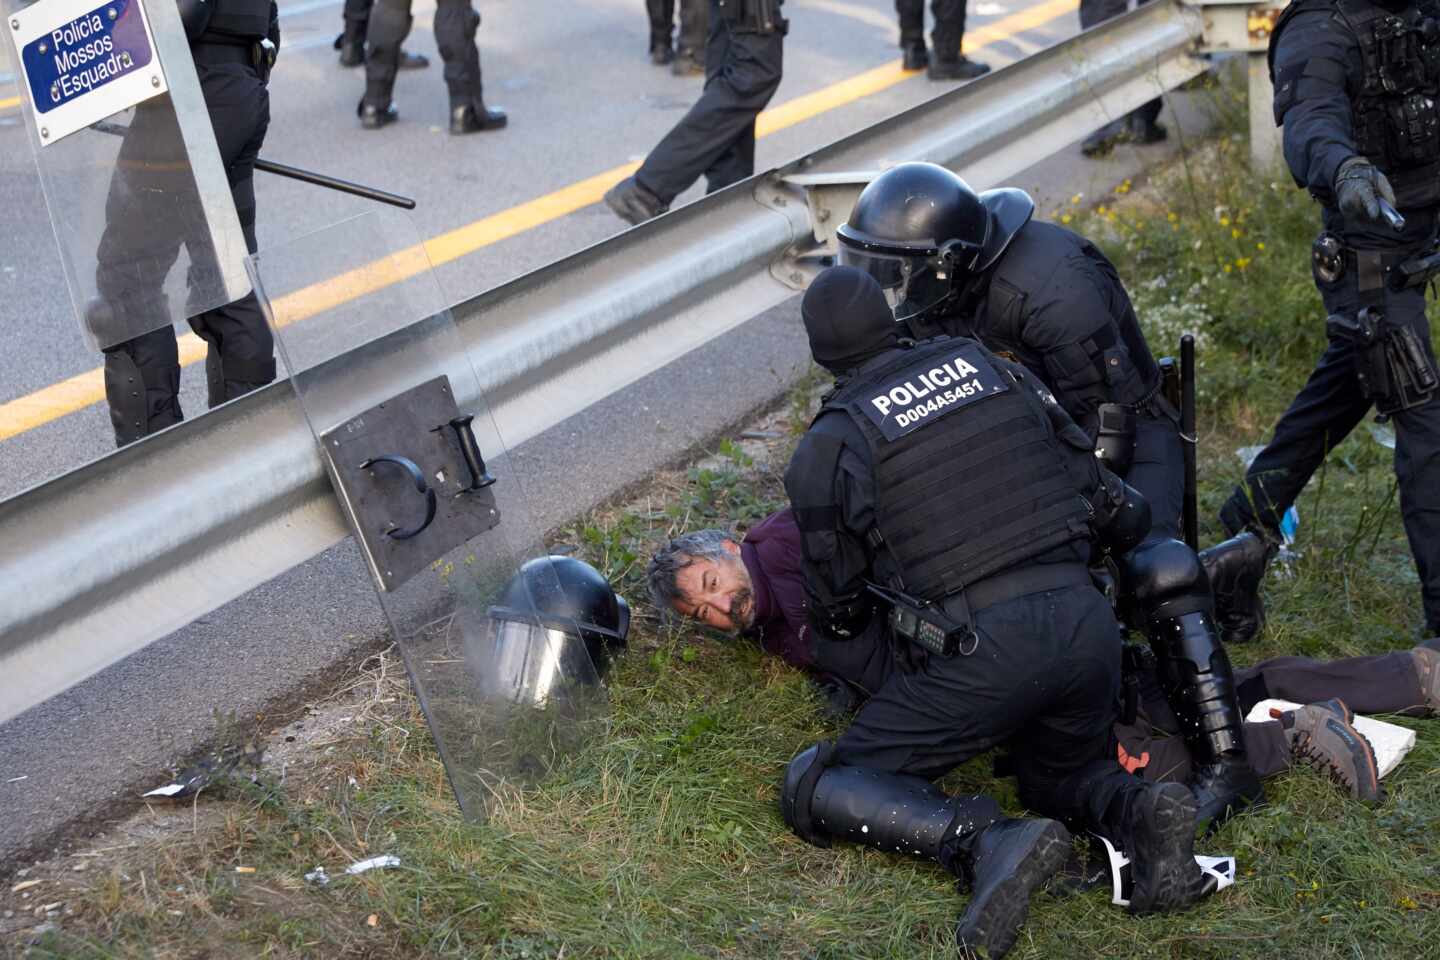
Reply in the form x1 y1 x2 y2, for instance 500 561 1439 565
7 0 167 145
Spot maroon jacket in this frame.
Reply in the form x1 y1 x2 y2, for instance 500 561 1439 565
741 508 894 698
740 508 814 669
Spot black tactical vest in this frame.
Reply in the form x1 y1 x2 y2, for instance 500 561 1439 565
1272 0 1440 207
820 337 1094 601
202 0 272 43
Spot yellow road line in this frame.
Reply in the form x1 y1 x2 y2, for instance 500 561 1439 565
0 95 19 112
0 0 1079 443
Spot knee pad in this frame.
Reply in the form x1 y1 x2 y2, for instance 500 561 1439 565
780 741 836 848
1122 537 1212 621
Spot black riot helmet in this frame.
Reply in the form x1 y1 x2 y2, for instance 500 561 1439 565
487 556 631 684
836 162 1035 328
802 265 901 373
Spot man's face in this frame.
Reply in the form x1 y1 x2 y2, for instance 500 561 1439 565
672 541 756 633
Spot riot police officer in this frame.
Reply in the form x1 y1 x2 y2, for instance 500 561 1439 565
779 267 1214 957
895 0 991 79
1222 0 1440 638
97 0 280 446
834 163 1265 825
604 0 786 225
358 0 506 133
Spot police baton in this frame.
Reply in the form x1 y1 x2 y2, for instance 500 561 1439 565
1180 334 1198 552
88 120 416 210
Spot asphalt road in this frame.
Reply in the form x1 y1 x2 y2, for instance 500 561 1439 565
0 0 1214 872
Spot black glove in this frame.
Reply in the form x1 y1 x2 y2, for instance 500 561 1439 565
1334 157 1397 225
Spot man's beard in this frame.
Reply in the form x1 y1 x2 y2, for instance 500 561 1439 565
727 587 755 633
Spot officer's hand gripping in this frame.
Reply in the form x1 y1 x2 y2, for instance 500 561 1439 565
1334 157 1399 227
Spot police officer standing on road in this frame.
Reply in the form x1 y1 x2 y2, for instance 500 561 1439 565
358 0 506 133
778 267 1213 958
97 0 280 447
894 0 991 79
834 163 1266 826
1076 0 1167 155
604 0 786 225
1221 0 1440 639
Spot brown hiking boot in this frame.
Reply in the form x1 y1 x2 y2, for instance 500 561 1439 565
1412 644 1440 715
1275 699 1382 802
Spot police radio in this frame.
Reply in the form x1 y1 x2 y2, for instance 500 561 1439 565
865 582 978 657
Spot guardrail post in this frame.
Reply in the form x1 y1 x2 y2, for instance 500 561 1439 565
1191 0 1284 169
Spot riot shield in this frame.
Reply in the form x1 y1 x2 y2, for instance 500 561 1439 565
247 210 612 820
2 0 250 350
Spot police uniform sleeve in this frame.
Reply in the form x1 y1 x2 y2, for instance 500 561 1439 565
1271 7 1361 199
1019 249 1132 434
783 414 877 640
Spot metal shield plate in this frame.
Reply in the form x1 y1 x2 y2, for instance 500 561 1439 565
2 0 250 350
247 209 608 820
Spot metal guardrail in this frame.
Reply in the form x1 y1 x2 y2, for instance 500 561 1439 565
0 1 1210 725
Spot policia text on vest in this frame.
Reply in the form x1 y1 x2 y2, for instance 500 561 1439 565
860 342 1008 441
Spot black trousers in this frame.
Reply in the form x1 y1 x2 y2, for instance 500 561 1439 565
1127 411 1185 542
835 582 1142 831
97 58 273 444
364 0 484 107
646 0 709 53
1078 0 1160 127
1220 268 1440 632
635 6 784 204
895 0 969 56
1119 648 1428 782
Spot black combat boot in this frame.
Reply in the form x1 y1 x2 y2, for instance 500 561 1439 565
1096 780 1213 914
901 40 928 70
450 100 508 135
1081 118 1126 157
1199 531 1275 644
953 818 1072 957
604 175 669 226
927 55 990 81
358 100 399 129
1148 608 1266 829
927 29 989 81
1123 100 1167 144
782 744 1068 960
337 24 366 67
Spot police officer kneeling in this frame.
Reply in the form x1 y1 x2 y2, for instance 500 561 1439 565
835 162 1272 654
780 267 1214 958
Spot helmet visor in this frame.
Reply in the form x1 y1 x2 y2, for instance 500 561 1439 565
838 246 953 322
468 618 597 707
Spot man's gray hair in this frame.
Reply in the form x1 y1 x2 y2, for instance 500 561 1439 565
647 528 737 617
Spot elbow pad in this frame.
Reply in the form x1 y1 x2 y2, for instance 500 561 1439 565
1094 476 1151 555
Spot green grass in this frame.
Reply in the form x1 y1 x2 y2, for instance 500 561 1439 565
7 103 1440 959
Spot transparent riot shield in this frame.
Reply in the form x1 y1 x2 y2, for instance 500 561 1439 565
247 210 611 820
3 0 250 350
